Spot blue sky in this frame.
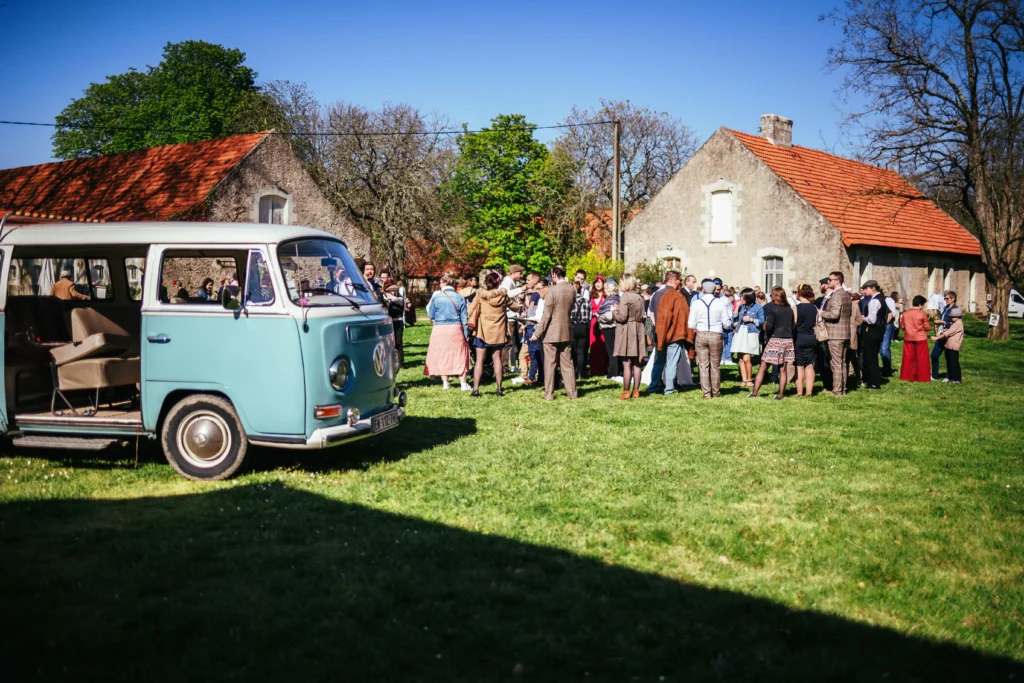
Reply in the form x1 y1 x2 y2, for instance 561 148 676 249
0 0 858 169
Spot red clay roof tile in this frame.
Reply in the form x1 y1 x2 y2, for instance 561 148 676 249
728 129 981 256
0 133 268 223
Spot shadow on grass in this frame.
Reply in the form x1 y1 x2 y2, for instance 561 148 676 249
1 484 1019 682
2 416 477 476
248 415 477 474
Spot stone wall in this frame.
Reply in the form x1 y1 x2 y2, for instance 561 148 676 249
207 134 371 259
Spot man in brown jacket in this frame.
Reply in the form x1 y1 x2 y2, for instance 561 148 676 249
819 270 852 395
50 271 90 301
532 265 577 400
648 271 692 395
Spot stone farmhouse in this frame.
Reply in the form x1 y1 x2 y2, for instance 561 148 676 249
625 115 986 311
0 132 368 294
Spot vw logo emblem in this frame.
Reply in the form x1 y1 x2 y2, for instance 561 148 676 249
372 342 387 377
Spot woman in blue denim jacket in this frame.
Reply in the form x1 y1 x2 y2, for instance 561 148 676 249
730 288 764 388
424 272 471 390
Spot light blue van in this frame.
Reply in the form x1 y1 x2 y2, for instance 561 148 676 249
0 220 406 480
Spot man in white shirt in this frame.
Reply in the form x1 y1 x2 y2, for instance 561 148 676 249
574 269 590 300
687 279 734 398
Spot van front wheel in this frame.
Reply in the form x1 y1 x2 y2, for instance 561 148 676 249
161 395 247 480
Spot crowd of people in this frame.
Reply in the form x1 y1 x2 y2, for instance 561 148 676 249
422 264 968 400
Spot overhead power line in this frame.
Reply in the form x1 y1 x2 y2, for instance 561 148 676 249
0 119 616 137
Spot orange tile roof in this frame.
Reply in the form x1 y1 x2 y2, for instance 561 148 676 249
728 129 981 256
0 133 268 223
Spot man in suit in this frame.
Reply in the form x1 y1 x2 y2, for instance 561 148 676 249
820 270 853 395
532 265 577 400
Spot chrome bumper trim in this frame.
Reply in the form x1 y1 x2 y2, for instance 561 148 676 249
248 406 405 450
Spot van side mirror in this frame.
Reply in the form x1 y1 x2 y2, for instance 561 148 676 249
222 287 241 310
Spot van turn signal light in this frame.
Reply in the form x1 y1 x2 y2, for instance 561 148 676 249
314 404 343 420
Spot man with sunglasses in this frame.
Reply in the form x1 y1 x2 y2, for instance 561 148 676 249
931 290 958 380
819 271 853 395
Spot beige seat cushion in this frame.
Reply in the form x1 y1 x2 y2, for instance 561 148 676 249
70 308 130 340
56 357 140 391
50 308 134 367
50 333 133 366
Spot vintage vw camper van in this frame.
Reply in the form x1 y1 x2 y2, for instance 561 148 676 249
0 220 406 480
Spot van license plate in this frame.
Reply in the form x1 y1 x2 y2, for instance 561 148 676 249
371 411 400 434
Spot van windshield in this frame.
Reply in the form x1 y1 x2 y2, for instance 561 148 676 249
277 239 378 307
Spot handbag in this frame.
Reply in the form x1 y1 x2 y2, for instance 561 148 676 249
467 298 480 332
814 315 829 342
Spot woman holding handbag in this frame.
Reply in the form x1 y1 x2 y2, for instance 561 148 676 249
598 279 622 381
470 271 520 397
730 288 763 388
424 271 471 391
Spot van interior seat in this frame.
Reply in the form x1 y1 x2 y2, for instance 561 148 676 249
50 308 140 395
51 308 134 366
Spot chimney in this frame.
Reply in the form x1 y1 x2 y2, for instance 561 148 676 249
760 114 793 147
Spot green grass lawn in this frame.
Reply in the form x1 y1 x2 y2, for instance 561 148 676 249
2 316 1023 681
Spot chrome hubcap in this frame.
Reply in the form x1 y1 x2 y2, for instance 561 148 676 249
177 411 231 468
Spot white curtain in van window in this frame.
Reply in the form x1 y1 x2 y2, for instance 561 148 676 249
37 258 55 297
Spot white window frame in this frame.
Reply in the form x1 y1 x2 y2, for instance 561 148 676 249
700 178 741 246
763 256 785 291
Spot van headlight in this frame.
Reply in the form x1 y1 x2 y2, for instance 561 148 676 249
329 357 350 392
392 348 401 377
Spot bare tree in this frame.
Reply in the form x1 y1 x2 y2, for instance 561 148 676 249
552 100 699 255
825 0 1024 340
264 84 456 276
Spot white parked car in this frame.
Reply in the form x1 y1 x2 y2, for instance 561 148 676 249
1009 289 1024 319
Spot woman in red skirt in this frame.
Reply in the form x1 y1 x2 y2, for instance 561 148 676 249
589 276 609 377
899 295 932 382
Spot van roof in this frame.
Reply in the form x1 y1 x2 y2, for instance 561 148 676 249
0 221 341 247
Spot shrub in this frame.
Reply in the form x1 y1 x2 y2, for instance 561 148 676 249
565 248 624 282
633 260 667 286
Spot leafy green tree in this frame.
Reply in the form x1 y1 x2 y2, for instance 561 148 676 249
53 41 263 159
445 114 571 273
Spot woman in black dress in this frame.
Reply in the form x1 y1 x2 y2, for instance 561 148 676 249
793 283 818 397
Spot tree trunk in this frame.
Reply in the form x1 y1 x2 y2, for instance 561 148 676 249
986 276 1011 341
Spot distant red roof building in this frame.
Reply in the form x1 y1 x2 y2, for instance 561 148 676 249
0 133 268 222
729 129 980 256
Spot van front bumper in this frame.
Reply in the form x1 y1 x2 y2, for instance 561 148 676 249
249 405 405 450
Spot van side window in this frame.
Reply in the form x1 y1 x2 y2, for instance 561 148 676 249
160 253 243 305
245 251 275 306
7 257 114 301
125 257 145 301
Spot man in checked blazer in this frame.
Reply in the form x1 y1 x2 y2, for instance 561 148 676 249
532 265 578 400
819 270 853 395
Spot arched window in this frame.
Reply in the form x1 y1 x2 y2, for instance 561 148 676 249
259 194 288 225
764 256 784 291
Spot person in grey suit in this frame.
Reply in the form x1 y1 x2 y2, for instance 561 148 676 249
532 265 578 400
819 270 853 395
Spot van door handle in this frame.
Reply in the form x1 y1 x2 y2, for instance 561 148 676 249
147 335 171 344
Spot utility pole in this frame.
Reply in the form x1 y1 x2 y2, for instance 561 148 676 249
612 120 621 261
